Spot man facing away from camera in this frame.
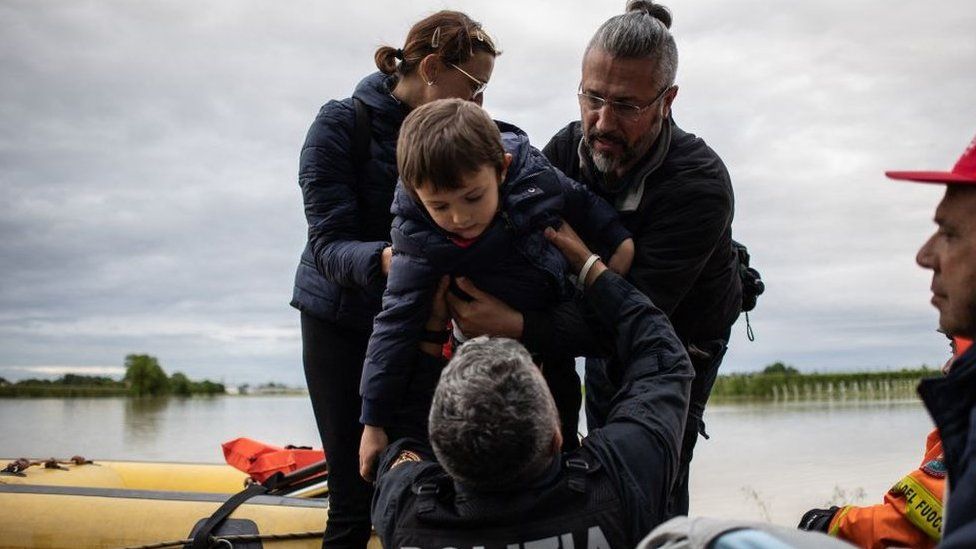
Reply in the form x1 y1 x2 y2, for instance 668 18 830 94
370 222 693 549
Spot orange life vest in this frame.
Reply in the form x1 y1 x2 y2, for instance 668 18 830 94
956 336 972 357
222 437 325 483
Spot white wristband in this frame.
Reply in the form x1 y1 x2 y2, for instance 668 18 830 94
576 254 601 290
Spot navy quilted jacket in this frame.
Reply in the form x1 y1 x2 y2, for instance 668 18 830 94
360 129 631 427
291 72 408 331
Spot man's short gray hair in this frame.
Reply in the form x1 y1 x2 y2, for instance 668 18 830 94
428 337 558 489
587 0 678 88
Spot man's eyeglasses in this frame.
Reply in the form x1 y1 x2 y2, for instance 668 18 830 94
577 84 673 122
448 62 488 98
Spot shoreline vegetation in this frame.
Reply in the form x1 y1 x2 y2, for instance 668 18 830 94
0 354 226 398
710 361 937 401
1 357 937 401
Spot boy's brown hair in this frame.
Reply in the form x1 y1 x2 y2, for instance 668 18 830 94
397 98 506 198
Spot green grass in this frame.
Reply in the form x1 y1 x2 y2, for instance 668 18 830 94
0 370 224 398
710 367 937 401
0 385 130 397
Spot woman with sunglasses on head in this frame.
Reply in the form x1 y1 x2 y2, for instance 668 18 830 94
290 12 498 549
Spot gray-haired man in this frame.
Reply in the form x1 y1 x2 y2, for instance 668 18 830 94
371 223 693 548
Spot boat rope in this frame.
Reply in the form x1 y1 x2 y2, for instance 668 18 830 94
1 456 94 475
115 530 326 549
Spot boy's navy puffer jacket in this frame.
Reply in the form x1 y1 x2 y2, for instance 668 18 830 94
360 128 631 427
291 72 409 332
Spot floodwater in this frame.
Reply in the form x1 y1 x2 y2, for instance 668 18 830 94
690 398 934 525
0 395 934 526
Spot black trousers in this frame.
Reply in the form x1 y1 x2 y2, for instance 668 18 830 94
541 355 583 452
585 337 728 517
301 312 372 549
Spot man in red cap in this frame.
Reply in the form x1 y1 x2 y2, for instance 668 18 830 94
902 134 976 549
799 134 976 548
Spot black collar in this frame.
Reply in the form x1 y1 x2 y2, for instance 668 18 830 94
918 344 976 479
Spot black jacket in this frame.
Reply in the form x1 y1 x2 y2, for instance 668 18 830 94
360 130 630 426
918 344 976 548
291 72 408 331
372 271 694 546
536 119 741 349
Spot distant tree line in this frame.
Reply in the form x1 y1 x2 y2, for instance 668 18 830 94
761 361 800 375
0 372 128 397
124 354 224 396
0 354 225 398
711 361 938 400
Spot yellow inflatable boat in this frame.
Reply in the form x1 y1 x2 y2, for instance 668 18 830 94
0 457 380 549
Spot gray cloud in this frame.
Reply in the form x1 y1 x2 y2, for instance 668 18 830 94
1 0 973 385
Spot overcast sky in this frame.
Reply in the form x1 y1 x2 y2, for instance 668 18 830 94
1 0 974 385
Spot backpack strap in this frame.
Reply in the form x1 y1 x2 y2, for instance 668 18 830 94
564 447 602 495
351 97 372 172
412 471 453 516
564 457 589 494
731 239 765 341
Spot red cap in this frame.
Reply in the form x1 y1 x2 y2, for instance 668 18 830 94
886 134 976 185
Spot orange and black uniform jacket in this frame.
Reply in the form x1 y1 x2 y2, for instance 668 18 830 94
826 337 974 548
828 428 945 549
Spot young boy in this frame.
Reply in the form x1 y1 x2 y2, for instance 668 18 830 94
359 98 634 475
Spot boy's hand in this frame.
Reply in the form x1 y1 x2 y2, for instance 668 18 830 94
359 424 389 482
607 238 634 275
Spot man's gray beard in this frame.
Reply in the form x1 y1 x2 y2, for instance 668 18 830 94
585 128 657 179
588 141 640 178
590 149 625 175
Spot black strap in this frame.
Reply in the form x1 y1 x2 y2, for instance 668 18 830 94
189 474 281 548
732 238 765 319
352 97 372 172
413 481 440 515
564 457 589 494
